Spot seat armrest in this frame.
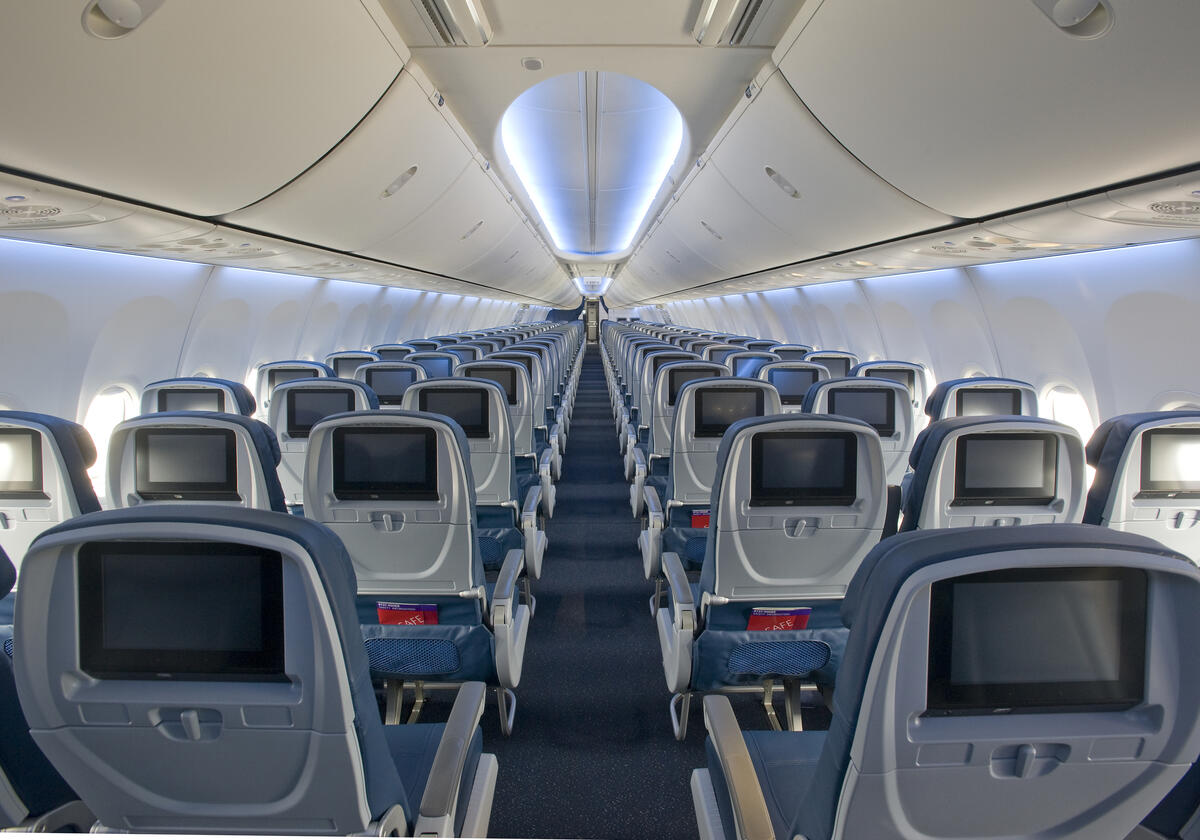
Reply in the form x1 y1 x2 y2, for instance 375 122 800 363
492 548 526 608
661 551 693 608
492 549 531 689
640 487 665 580
703 695 775 840
657 551 696 694
521 487 546 579
538 449 556 518
416 681 488 832
629 447 647 517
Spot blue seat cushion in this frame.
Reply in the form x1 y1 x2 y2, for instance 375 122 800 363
383 722 483 836
707 730 825 840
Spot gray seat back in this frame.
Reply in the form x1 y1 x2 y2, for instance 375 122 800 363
405 351 459 380
703 414 887 602
402 379 514 505
758 361 832 414
804 377 916 485
852 359 930 417
903 416 1085 530
702 344 742 365
767 343 815 360
140 378 256 417
354 361 427 410
325 351 381 380
370 343 418 361
723 352 780 380
649 362 728 458
668 379 781 505
1084 411 1200 563
636 350 700 423
925 376 1039 421
106 412 286 512
13 506 411 834
458 361 535 456
802 350 860 379
806 525 1200 840
441 344 482 365
490 352 549 429
253 360 332 417
304 411 482 596
267 379 378 506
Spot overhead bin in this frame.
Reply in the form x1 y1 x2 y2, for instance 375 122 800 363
227 71 475 252
777 0 1200 218
707 73 952 252
626 217 731 291
0 0 401 216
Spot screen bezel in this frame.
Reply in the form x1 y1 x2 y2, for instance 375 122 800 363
956 387 1022 417
365 367 418 406
332 426 438 501
1139 428 1200 498
926 566 1147 715
157 388 226 414
750 430 857 507
952 432 1058 506
811 355 851 378
78 541 285 681
286 388 356 438
134 427 240 501
865 367 916 393
693 388 766 438
768 368 819 406
0 428 46 499
465 368 518 405
828 387 897 438
418 388 490 438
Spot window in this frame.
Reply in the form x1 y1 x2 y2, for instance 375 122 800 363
1043 385 1095 485
83 387 135 503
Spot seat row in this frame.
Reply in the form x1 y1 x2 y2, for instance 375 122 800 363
604 319 1200 838
0 321 582 833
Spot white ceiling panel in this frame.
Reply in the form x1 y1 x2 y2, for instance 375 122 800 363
226 71 474 252
778 0 1200 218
709 74 952 251
0 0 403 216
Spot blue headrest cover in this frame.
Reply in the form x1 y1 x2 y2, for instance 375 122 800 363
1083 410 1200 525
924 376 1033 419
30 505 411 819
0 411 100 514
902 415 1066 530
145 377 258 416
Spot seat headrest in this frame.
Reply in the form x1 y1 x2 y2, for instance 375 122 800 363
265 359 336 377
924 376 1034 419
0 410 101 514
145 377 258 416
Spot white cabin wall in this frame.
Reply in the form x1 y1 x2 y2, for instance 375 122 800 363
661 239 1200 421
0 238 525 424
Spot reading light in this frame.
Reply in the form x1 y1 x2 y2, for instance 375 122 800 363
82 0 164 38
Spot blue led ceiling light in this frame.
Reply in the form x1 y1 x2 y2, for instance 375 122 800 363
501 72 684 259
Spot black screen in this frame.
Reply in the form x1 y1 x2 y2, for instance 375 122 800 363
268 368 318 390
494 355 536 378
466 368 518 405
407 340 439 352
927 567 1146 715
668 369 716 407
694 389 765 438
769 368 819 406
365 368 418 406
745 341 777 352
866 368 916 393
158 389 225 413
412 356 454 378
733 356 771 379
419 389 489 438
811 356 851 378
651 355 693 377
957 388 1022 417
374 347 412 361
286 389 355 438
333 357 370 378
445 346 477 363
773 348 811 360
828 388 896 437
1139 429 1200 497
79 541 284 680
751 431 857 507
710 347 739 364
953 433 1057 505
0 428 44 498
332 427 437 500
134 428 239 501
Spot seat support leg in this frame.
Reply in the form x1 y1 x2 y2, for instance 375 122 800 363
406 680 427 724
649 577 663 617
497 686 517 736
761 678 783 731
384 679 404 725
783 678 806 732
670 691 692 741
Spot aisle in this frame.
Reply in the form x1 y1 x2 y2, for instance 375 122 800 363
482 343 709 839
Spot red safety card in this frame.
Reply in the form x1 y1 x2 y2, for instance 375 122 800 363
691 509 711 528
376 602 439 625
747 606 812 631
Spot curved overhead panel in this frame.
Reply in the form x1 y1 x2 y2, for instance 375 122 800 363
708 74 952 251
500 72 683 258
0 0 402 216
777 0 1200 219
226 71 474 252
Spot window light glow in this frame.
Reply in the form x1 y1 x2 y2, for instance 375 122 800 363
501 72 684 258
1044 385 1096 485
83 387 134 502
